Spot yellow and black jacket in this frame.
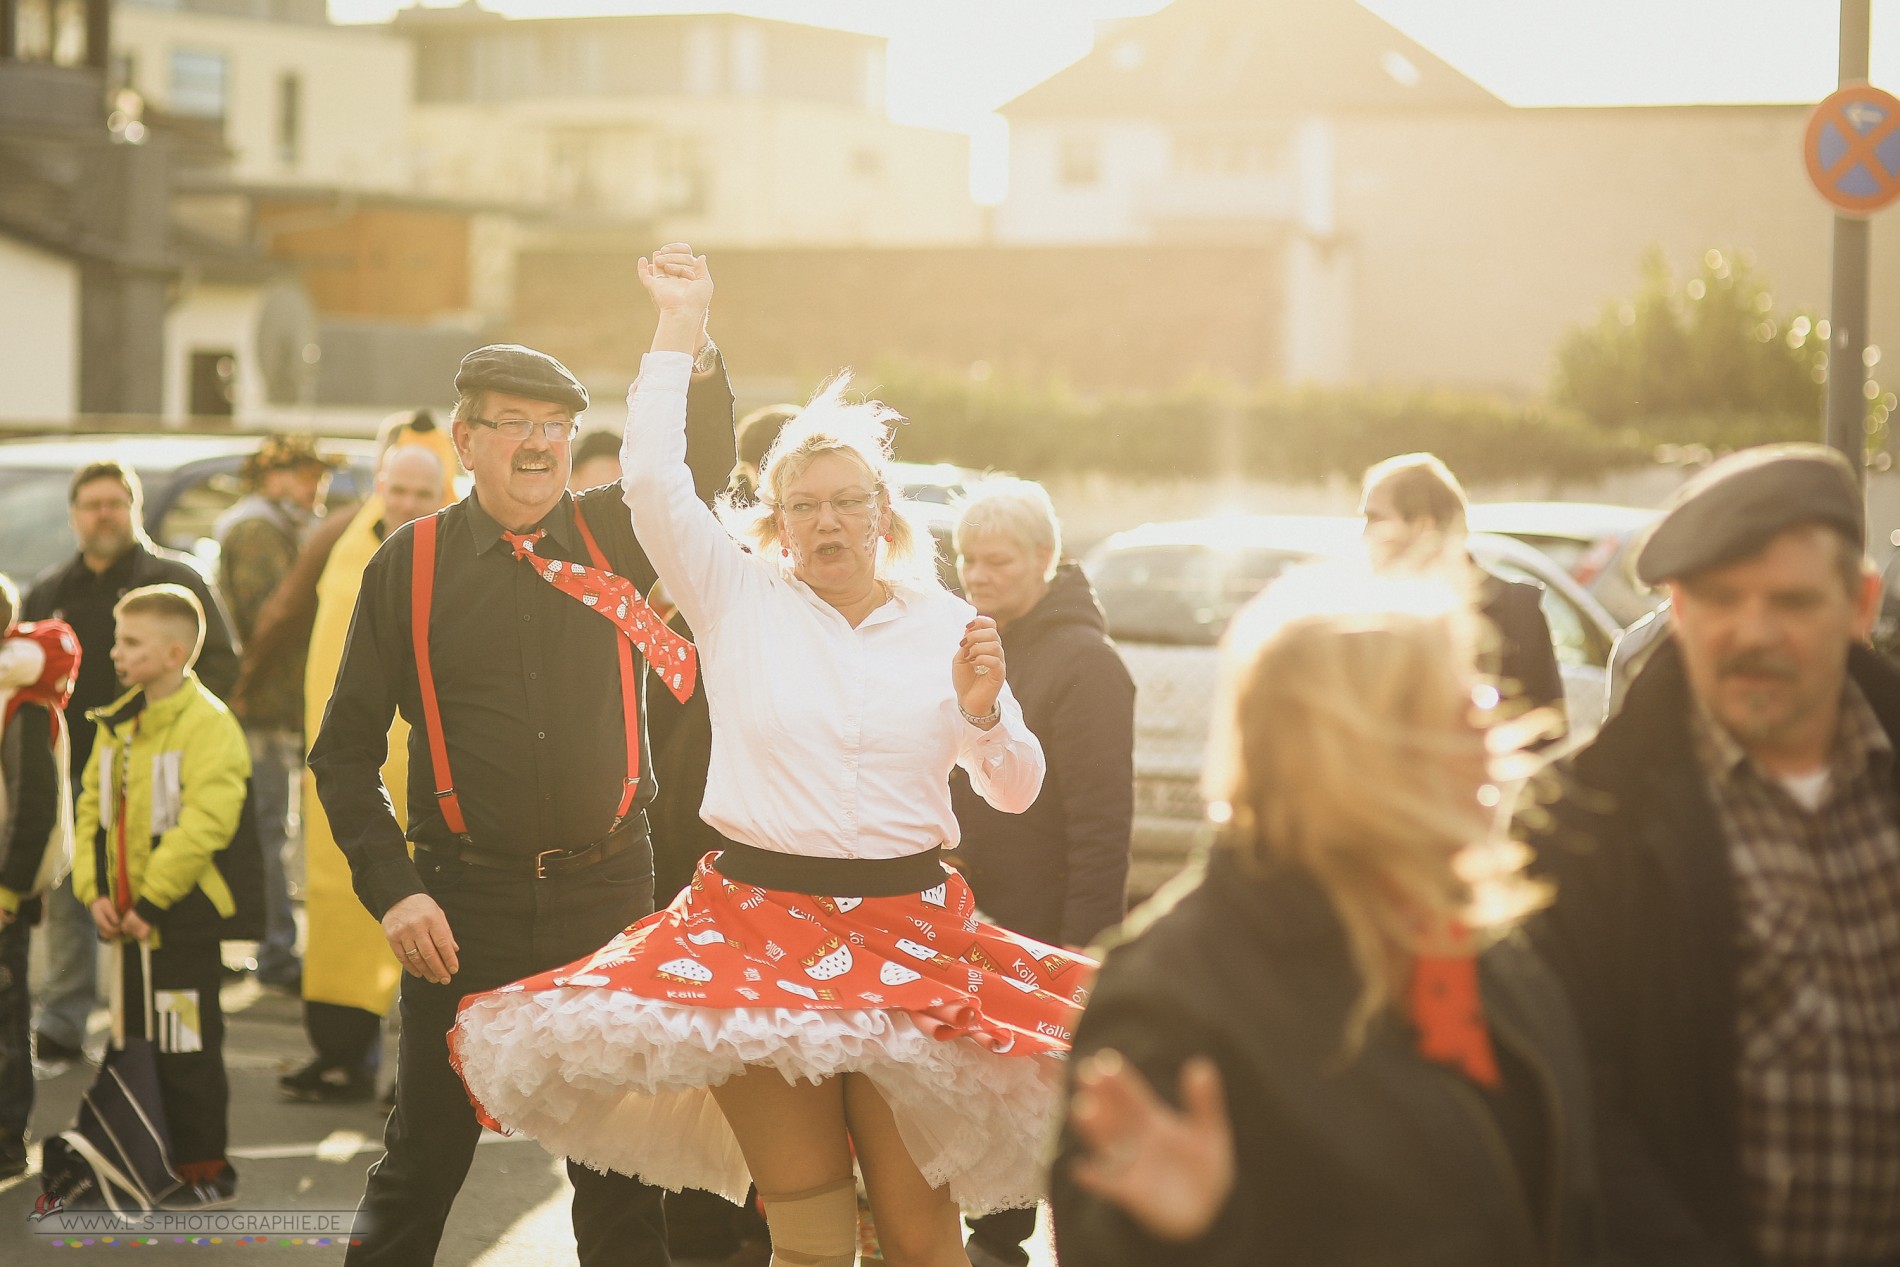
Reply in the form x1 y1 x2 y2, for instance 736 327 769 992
74 674 250 945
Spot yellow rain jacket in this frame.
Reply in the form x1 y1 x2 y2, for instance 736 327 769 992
302 496 409 1014
74 673 251 945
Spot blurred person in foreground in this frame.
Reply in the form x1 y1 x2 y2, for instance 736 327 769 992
252 419 454 1104
0 572 73 1179
1521 443 1900 1266
218 434 347 990
1050 569 1610 1266
454 248 1082 1267
951 477 1135 1267
1362 453 1566 741
23 460 238 1071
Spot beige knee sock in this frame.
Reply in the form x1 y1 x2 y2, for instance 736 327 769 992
759 1176 858 1267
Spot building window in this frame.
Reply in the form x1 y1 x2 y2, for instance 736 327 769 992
277 71 301 166
728 24 763 96
50 0 85 65
1059 135 1100 188
188 350 237 418
12 0 52 61
170 48 229 122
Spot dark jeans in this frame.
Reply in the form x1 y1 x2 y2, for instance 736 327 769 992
346 838 668 1267
120 936 228 1167
968 1206 1037 1265
0 912 31 1158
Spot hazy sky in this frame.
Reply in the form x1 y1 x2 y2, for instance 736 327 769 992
329 1 1900 199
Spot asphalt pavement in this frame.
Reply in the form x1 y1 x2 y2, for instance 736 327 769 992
1 974 1058 1265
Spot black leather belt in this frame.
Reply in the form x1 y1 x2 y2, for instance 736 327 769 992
712 840 946 898
417 814 649 880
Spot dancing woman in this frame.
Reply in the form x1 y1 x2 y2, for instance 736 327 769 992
452 247 1090 1267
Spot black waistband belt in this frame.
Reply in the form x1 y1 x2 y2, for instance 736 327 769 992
417 813 649 880
712 840 946 898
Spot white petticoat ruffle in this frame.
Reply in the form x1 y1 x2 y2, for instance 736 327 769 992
453 988 1065 1215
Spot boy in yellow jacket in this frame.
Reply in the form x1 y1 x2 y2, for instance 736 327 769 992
74 584 249 1210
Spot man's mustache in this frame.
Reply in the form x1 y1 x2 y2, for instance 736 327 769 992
1718 653 1798 682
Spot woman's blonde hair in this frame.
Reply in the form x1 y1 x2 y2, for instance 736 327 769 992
1203 566 1546 1053
716 374 939 589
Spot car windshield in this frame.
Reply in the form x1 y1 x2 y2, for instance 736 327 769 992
1092 545 1307 645
0 468 81 584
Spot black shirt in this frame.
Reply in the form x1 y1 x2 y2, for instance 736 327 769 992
23 540 241 778
309 362 735 919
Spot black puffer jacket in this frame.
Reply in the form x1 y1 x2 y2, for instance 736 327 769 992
950 563 1135 946
1052 849 1613 1267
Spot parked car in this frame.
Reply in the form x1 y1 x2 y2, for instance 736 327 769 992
1466 501 1662 626
0 434 379 585
890 460 979 593
1085 514 1621 899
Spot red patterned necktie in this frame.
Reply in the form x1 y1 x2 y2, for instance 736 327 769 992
1408 920 1501 1089
501 529 698 703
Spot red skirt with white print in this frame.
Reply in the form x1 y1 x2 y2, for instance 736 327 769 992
450 850 1094 1214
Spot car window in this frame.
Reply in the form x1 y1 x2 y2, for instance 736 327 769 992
1092 545 1303 645
0 469 79 583
156 463 374 559
156 467 245 556
1487 559 1599 667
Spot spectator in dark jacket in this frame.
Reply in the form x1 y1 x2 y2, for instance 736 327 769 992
23 460 238 1069
1051 568 1610 1267
1362 452 1567 741
951 477 1135 1267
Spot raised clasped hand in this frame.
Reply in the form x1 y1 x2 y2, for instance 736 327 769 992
637 242 713 317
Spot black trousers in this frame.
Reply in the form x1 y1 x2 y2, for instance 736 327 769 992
305 1000 381 1078
119 937 228 1168
346 839 668 1266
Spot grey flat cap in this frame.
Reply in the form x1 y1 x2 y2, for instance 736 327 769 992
1635 443 1864 584
454 344 587 415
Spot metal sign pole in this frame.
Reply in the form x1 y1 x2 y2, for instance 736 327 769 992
1827 0 1874 486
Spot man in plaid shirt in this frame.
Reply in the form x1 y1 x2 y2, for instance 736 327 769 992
1523 444 1900 1267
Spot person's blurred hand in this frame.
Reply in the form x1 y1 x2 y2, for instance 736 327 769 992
120 908 152 942
1068 1050 1234 1242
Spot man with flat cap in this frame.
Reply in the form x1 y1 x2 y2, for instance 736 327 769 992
311 300 734 1264
1519 443 1900 1267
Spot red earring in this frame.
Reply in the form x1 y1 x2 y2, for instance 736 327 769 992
882 532 894 543
781 546 791 558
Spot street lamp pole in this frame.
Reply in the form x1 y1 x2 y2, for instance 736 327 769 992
1827 0 1874 484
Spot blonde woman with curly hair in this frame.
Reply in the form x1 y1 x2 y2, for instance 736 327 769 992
453 249 1096 1267
1050 569 1612 1267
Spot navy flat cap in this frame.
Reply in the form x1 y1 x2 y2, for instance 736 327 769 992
454 344 587 415
1635 443 1864 584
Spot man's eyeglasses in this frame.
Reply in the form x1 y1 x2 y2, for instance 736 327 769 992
472 417 579 443
774 488 882 522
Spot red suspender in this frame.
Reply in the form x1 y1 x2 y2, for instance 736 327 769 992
573 510 642 824
410 513 470 838
409 508 641 841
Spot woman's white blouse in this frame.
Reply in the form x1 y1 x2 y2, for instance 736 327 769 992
621 352 1044 860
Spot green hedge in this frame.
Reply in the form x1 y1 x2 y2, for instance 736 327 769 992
856 362 1811 486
